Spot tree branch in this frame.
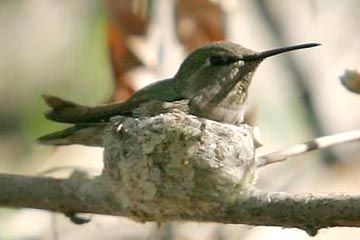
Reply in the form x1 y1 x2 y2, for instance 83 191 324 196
1 174 360 236
222 190 360 236
0 174 114 215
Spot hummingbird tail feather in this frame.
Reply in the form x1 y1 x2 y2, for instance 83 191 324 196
41 94 131 124
42 95 95 123
38 124 105 147
42 94 78 108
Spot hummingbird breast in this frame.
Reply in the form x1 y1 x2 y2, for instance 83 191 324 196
181 59 259 125
189 79 249 125
206 83 248 125
207 105 247 125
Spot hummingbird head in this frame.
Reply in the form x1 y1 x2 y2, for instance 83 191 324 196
175 41 320 99
174 42 259 99
174 41 320 122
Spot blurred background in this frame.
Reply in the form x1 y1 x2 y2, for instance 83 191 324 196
0 0 359 239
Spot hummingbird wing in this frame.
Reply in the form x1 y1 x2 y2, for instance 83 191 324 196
43 78 183 124
38 99 190 146
39 79 186 146
38 123 106 146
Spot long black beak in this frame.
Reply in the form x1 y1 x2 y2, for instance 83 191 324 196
242 43 320 61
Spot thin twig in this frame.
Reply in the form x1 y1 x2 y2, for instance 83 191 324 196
257 130 360 167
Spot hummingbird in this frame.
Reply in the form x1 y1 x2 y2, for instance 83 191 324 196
39 41 320 146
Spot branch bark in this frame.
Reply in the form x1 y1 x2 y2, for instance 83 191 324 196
0 174 114 215
1 174 360 236
1 111 359 236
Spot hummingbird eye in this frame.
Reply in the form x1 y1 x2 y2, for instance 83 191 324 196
208 55 240 66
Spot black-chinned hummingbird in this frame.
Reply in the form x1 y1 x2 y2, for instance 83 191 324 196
39 41 319 146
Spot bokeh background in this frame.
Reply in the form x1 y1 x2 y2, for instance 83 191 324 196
0 0 359 239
